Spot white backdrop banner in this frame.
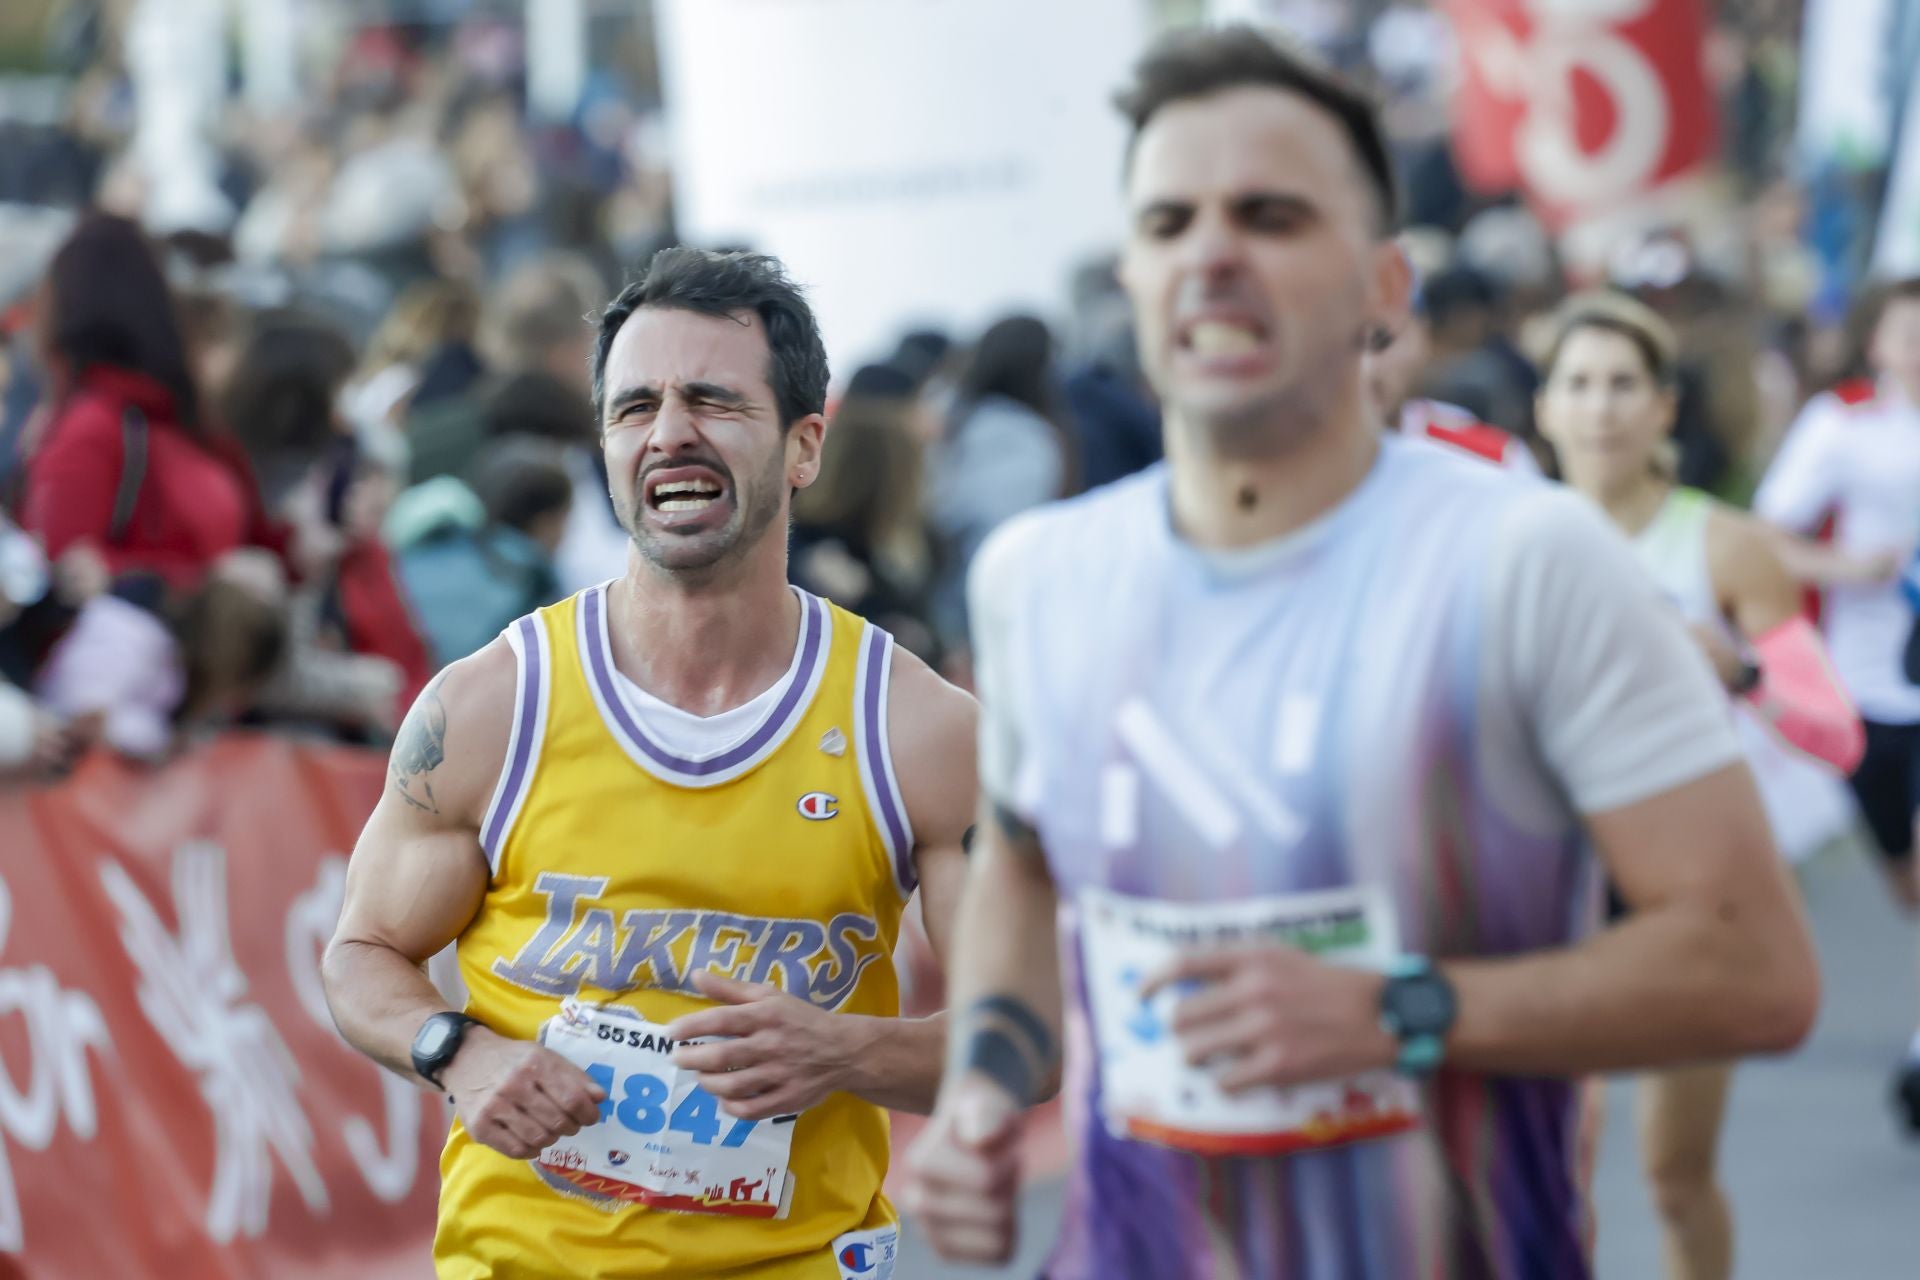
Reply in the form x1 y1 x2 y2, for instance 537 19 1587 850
654 0 1149 376
1795 0 1895 170
1875 75 1920 276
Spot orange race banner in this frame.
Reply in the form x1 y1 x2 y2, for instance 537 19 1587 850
0 735 439 1280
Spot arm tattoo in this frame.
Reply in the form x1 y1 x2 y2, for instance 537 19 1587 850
973 995 1054 1063
389 685 448 813
963 1028 1035 1105
991 801 1040 850
956 994 1057 1107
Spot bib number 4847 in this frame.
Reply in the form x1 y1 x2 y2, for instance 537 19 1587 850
537 1004 797 1217
581 1063 760 1149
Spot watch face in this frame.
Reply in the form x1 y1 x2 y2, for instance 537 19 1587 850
416 1013 460 1059
1392 975 1456 1033
1401 987 1448 1026
416 1016 456 1059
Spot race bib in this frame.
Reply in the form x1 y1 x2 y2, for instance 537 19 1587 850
536 999 796 1217
1079 884 1422 1157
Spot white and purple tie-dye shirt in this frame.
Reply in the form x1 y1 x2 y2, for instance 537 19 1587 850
968 436 1741 1280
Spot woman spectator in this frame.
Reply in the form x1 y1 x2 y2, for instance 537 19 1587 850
927 314 1077 654
19 214 280 590
791 363 938 661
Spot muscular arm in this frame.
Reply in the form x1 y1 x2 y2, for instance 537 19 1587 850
321 642 513 1082
940 802 1063 1104
1446 495 1818 1073
837 648 978 1114
1442 762 1817 1073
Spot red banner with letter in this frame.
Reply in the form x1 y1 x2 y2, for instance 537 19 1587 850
1443 0 1719 230
0 736 439 1279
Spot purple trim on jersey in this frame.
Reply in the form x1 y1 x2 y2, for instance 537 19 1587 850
582 584 823 777
860 626 915 890
481 615 543 860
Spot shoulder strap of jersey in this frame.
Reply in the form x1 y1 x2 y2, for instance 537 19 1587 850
851 620 916 898
479 611 553 875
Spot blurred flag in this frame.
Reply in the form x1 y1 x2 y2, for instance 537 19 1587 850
1442 0 1717 232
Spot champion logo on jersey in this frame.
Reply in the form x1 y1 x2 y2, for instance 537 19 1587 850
831 1224 897 1278
797 792 839 821
819 727 847 757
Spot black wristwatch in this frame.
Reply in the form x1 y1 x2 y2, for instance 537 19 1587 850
1731 655 1764 696
1379 957 1457 1076
411 1011 480 1089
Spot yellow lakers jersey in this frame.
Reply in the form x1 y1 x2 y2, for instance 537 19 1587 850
435 583 916 1278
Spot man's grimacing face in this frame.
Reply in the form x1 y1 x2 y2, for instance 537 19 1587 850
1119 85 1405 448
599 307 820 575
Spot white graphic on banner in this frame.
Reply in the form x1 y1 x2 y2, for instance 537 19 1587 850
100 843 329 1241
1461 0 1670 209
285 856 420 1204
0 876 109 1253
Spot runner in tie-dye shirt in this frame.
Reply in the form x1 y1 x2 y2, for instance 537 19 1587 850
902 26 1819 1280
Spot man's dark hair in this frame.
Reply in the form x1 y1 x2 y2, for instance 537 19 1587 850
1115 25 1397 235
592 247 830 430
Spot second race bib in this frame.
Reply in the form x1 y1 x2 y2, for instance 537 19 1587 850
535 999 797 1217
1079 884 1422 1157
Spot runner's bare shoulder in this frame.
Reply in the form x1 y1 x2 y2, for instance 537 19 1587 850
385 636 519 831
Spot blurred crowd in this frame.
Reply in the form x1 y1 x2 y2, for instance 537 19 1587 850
0 0 1912 781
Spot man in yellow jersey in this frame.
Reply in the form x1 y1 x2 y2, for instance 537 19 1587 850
322 247 977 1279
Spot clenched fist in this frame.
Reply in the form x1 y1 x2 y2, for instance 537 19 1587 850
442 1026 607 1160
901 1074 1025 1264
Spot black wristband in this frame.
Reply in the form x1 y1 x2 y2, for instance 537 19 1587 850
962 1027 1034 1105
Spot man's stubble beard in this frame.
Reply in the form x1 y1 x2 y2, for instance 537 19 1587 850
1176 353 1359 461
623 446 788 579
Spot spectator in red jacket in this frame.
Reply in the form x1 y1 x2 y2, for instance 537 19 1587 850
19 214 282 590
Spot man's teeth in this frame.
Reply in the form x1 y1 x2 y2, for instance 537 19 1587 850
1188 321 1262 356
653 478 722 513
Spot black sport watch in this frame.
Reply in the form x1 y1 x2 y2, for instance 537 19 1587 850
411 1011 480 1089
1379 957 1457 1076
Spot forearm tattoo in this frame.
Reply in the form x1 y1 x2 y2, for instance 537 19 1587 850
958 993 1057 1106
963 1028 1035 1105
991 801 1041 853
